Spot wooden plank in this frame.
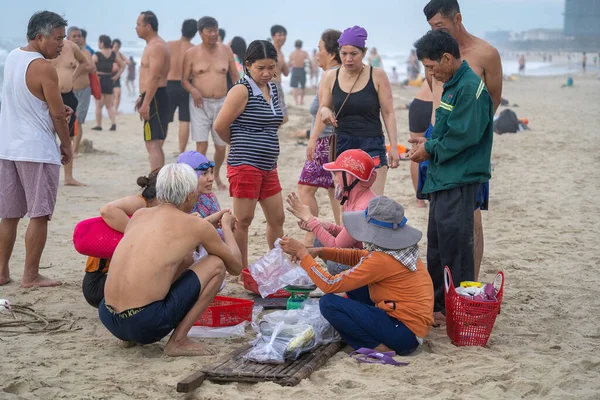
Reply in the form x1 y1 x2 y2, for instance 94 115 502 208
179 342 342 393
176 371 206 393
281 342 342 386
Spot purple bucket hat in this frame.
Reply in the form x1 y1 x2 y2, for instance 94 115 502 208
177 151 214 177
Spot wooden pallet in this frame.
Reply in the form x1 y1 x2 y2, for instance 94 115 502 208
177 342 343 393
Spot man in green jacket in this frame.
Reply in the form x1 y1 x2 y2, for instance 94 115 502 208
409 30 493 315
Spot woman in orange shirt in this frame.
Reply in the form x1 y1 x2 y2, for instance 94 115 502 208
281 196 434 355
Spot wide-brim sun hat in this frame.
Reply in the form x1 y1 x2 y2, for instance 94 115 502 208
343 196 422 249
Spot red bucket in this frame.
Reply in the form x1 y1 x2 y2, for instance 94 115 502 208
194 296 254 327
444 266 504 347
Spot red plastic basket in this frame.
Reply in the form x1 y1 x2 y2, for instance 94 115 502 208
241 268 291 298
194 296 254 327
444 266 504 347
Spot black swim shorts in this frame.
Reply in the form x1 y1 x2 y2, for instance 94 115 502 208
408 99 433 134
98 269 201 345
61 91 79 137
141 87 169 141
290 67 306 89
166 80 191 123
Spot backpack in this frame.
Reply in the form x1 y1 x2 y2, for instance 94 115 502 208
494 109 520 134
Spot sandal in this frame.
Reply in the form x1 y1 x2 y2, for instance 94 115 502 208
349 347 409 366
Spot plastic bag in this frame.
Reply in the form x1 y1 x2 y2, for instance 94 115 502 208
187 306 263 339
261 300 341 345
248 239 313 297
244 321 317 364
243 300 341 364
188 321 249 338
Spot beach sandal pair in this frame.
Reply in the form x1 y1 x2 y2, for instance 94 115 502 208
349 348 408 367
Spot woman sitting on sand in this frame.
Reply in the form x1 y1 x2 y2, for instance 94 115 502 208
214 40 285 268
287 149 377 287
280 196 433 356
82 168 161 308
319 25 400 195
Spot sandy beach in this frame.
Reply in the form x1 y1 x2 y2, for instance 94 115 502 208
2 73 600 399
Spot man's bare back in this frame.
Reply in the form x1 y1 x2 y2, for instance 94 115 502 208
289 49 309 69
183 43 236 99
139 37 170 94
167 39 194 81
51 40 85 93
104 205 228 311
431 35 502 122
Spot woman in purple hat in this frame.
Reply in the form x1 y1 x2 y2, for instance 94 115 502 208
319 26 400 196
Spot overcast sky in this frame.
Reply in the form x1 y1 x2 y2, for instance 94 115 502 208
0 0 565 53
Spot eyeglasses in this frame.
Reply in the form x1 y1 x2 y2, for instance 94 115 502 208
194 161 215 171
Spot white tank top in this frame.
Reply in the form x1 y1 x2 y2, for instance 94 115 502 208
0 48 60 165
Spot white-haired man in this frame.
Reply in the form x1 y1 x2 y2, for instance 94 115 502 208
99 163 242 356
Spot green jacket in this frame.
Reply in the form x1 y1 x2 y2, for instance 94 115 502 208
423 61 494 194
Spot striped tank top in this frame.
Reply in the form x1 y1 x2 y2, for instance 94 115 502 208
227 75 283 171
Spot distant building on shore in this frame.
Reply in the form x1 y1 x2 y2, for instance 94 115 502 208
485 0 600 52
484 28 569 52
564 0 600 49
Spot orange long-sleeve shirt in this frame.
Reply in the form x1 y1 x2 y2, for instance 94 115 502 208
300 248 434 338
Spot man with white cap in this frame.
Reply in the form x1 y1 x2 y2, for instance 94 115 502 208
281 196 433 356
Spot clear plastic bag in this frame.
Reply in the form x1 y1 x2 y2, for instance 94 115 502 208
187 306 263 339
248 239 313 297
261 300 341 345
244 321 317 364
243 300 341 364
187 321 249 338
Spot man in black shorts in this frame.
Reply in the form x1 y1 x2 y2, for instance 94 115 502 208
135 11 171 171
288 40 310 105
51 37 89 186
166 19 197 154
98 163 243 355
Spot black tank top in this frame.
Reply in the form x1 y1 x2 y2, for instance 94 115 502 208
96 51 116 74
332 66 383 137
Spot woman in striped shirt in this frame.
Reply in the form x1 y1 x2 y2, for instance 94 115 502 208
215 40 285 268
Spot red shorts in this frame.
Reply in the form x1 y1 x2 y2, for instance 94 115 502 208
227 165 282 201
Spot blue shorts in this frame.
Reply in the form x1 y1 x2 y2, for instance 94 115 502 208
98 269 201 344
336 134 388 168
417 124 489 210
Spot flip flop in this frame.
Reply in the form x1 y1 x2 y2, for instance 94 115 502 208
349 347 409 366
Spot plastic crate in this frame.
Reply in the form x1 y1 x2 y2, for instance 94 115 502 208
194 296 254 327
241 268 291 298
444 266 504 347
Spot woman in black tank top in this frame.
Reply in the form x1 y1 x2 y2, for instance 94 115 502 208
319 26 400 195
91 35 125 131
